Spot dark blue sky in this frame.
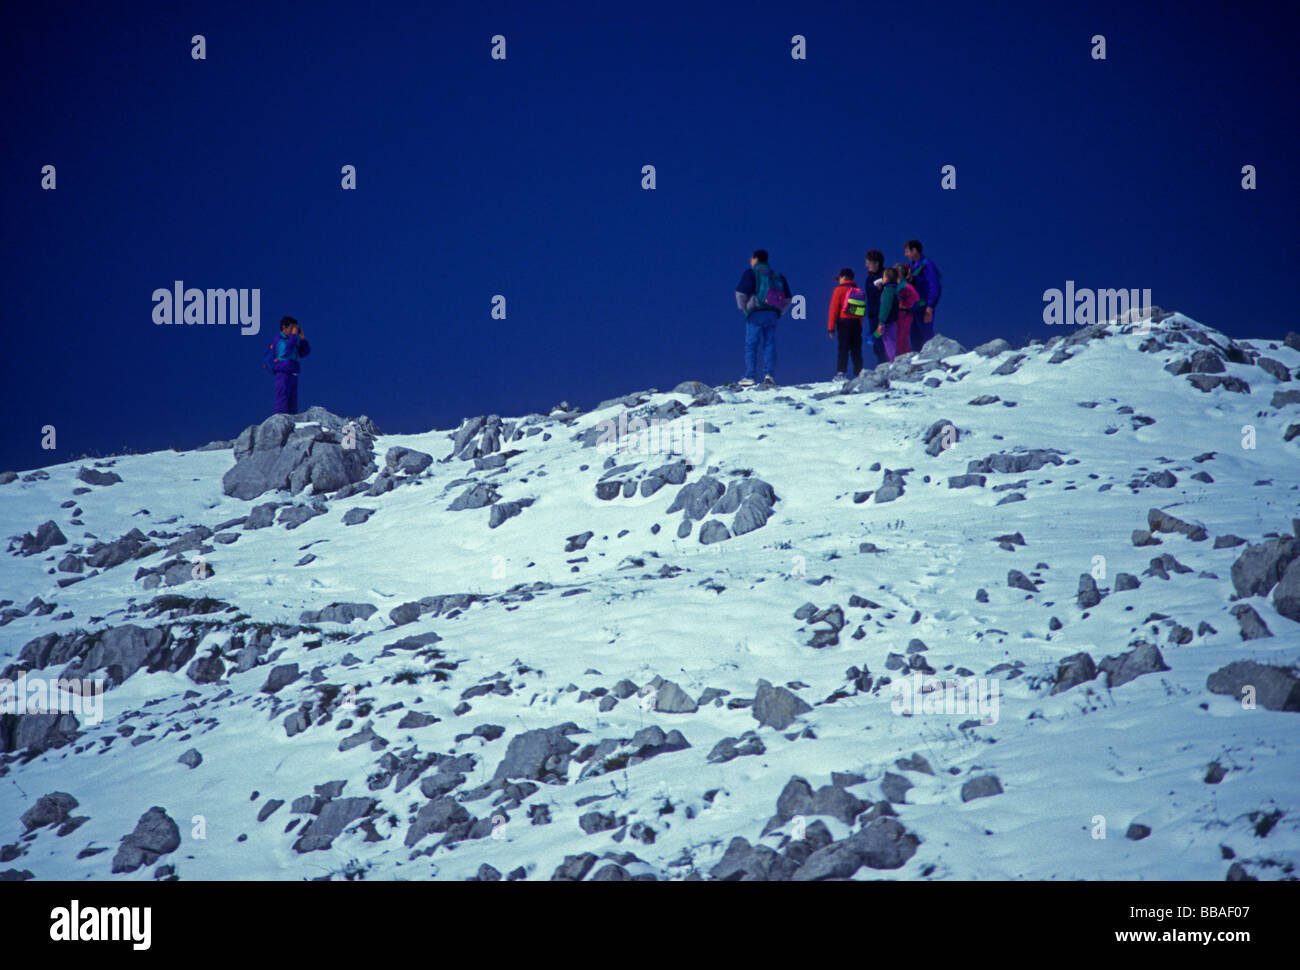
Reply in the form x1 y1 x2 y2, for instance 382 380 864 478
2 0 1295 473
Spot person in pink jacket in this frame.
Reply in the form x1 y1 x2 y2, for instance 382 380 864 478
894 263 919 357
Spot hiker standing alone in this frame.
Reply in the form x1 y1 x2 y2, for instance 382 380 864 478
263 316 311 415
735 249 792 387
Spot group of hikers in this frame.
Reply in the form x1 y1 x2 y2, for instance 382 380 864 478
261 241 941 413
735 239 942 386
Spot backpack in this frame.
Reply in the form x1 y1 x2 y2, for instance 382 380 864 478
840 285 867 319
753 264 791 314
898 282 918 312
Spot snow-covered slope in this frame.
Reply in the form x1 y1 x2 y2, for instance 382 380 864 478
2 313 1298 881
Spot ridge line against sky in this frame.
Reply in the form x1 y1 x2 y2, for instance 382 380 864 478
1 0 1296 473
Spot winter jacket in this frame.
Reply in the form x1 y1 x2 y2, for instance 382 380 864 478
827 282 857 333
877 282 898 326
865 268 883 320
897 282 919 325
265 333 311 375
908 256 941 309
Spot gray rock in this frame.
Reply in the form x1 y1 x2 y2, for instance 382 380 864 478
257 799 284 822
1147 508 1207 541
1098 642 1169 688
710 837 797 881
0 712 80 755
706 733 766 763
177 748 202 769
244 503 278 529
654 680 698 714
565 531 594 552
880 772 913 804
294 797 377 852
299 602 377 624
666 476 726 520
1206 662 1300 712
967 450 1063 474
960 775 1003 802
389 602 421 626
1115 572 1141 591
492 723 581 782
223 411 376 499
578 811 618 834
341 507 375 526
810 785 867 824
261 663 301 694
20 792 79 831
1007 570 1037 593
991 353 1027 375
1273 558 1300 623
77 466 123 486
1230 604 1273 640
20 520 67 556
1077 573 1103 609
1257 357 1291 382
551 853 599 881
385 446 433 476
973 338 1013 358
916 334 966 360
185 653 225 685
753 679 812 730
448 483 498 511
489 500 528 528
699 520 731 544
842 370 890 394
111 806 181 873
792 818 919 879
1051 653 1098 694
1230 537 1300 597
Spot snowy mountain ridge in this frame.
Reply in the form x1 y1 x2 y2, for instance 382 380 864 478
2 311 1299 882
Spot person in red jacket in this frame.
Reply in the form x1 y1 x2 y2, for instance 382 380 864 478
827 268 866 380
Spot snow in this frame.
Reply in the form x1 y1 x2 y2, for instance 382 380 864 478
1 313 1297 880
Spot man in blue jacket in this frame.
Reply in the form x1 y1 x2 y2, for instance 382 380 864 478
735 249 791 386
904 239 941 351
263 316 311 414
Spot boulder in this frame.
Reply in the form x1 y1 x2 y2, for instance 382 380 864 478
19 521 66 556
223 411 376 500
753 680 812 730
1230 537 1300 598
1206 662 1300 712
1273 558 1300 623
384 446 433 476
20 792 79 831
111 806 181 873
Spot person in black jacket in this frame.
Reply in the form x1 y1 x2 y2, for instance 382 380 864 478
864 250 886 363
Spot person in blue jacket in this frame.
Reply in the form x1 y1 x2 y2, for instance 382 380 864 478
263 316 311 414
904 239 942 351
